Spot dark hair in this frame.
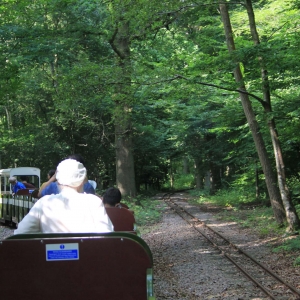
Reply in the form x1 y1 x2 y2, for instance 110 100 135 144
48 169 56 177
66 154 85 166
103 187 122 206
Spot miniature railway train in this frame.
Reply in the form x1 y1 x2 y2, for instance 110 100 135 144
0 167 155 300
0 167 41 225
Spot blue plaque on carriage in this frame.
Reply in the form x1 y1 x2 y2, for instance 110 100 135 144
46 243 79 261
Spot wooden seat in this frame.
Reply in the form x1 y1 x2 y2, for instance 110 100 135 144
106 207 136 232
15 188 31 196
2 232 155 300
30 189 39 202
118 202 129 209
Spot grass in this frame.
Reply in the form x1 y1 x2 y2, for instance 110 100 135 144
122 196 166 234
188 188 300 266
162 174 195 190
215 206 286 237
189 188 287 237
189 188 268 208
272 237 300 266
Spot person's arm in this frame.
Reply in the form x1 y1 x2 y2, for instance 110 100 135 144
14 201 42 234
12 184 17 196
38 172 56 198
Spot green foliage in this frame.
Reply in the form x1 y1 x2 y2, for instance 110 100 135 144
1 0 300 209
293 257 300 267
189 188 210 198
273 236 300 266
287 176 300 205
273 237 300 253
192 187 258 208
218 205 285 237
163 173 195 190
188 186 285 237
173 173 195 190
128 197 165 232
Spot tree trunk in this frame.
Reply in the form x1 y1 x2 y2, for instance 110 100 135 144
170 159 174 189
210 161 221 195
255 161 260 199
183 157 190 174
50 53 58 89
4 106 12 132
109 21 136 197
115 117 136 197
245 0 300 231
204 171 211 191
219 3 286 225
194 159 203 189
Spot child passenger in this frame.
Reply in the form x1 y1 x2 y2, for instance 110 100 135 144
102 187 123 208
102 187 134 214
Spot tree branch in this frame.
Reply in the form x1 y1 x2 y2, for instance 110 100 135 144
174 74 266 106
108 26 127 59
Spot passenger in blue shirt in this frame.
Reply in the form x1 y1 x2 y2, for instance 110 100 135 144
38 154 95 198
40 180 95 197
9 177 26 196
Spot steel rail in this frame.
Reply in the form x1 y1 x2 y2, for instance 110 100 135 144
163 194 300 299
168 197 300 297
164 199 277 299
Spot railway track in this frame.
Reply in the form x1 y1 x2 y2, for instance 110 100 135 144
163 193 300 300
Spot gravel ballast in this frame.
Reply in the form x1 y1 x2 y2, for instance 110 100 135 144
142 195 300 300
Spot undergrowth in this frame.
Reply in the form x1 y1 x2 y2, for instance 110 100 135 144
216 206 285 237
123 196 166 234
162 174 194 190
190 189 286 236
189 188 268 208
188 188 300 266
273 237 300 266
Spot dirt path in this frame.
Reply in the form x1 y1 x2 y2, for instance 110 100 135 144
142 194 300 300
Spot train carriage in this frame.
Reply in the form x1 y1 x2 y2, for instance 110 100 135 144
0 168 156 299
0 167 40 225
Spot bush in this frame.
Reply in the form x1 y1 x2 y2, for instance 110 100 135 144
125 196 165 233
187 187 285 237
287 176 300 205
190 187 258 208
273 237 300 266
162 173 194 190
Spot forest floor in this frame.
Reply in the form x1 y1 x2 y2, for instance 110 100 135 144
142 193 300 300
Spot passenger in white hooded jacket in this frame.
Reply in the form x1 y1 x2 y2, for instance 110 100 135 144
14 159 113 234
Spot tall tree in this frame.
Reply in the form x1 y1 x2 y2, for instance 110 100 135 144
244 0 299 230
109 17 136 197
219 2 286 225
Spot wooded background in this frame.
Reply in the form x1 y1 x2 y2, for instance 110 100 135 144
1 0 300 228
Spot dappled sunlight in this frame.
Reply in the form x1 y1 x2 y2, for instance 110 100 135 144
209 221 237 228
193 247 219 255
237 236 279 249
